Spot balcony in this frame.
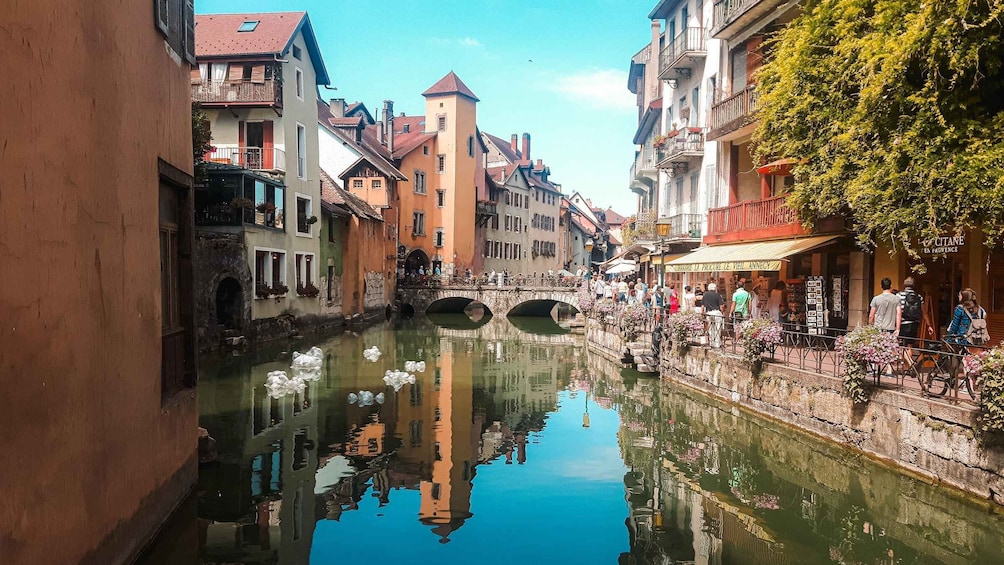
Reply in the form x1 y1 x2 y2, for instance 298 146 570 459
705 195 805 243
659 28 707 79
657 213 705 241
205 146 286 173
707 85 759 141
711 0 789 39
635 210 657 239
657 130 704 173
192 79 282 108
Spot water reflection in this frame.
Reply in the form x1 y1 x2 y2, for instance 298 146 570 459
185 315 1004 565
587 354 1004 565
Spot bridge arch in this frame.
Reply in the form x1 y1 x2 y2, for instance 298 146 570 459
399 285 580 318
427 297 494 317
507 299 579 318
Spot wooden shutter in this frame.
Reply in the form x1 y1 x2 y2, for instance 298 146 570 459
155 0 169 34
190 67 201 85
238 121 246 165
989 252 1004 342
262 121 274 169
184 0 196 64
251 64 266 84
228 64 244 81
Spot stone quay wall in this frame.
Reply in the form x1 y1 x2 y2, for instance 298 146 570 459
584 323 1004 506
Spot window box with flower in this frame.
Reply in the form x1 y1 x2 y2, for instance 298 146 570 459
737 318 783 374
835 326 902 404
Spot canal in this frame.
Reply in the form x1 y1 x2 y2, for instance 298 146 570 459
146 315 1004 564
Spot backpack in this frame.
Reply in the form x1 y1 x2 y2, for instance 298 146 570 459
965 308 991 345
902 290 923 322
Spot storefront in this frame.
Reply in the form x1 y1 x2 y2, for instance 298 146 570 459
874 233 1004 339
665 235 862 330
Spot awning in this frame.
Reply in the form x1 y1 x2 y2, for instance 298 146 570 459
665 235 841 273
605 259 638 275
757 158 807 176
648 253 685 266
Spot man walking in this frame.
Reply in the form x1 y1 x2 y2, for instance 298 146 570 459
730 280 752 327
869 277 901 334
703 283 725 348
899 276 933 345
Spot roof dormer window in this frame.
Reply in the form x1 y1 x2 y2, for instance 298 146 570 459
238 20 259 32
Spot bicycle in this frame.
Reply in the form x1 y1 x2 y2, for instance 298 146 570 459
905 335 980 401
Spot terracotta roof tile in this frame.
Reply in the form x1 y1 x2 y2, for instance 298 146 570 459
603 208 628 225
319 169 383 221
195 12 304 57
422 71 480 102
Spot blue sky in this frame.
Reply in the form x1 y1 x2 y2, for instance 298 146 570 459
197 0 656 212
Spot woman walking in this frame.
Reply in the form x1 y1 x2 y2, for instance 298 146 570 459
947 288 991 346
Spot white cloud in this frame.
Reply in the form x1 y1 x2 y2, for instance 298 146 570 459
430 37 484 48
549 69 636 110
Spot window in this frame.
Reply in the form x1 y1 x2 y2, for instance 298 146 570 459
327 265 334 300
255 248 287 293
327 214 335 243
295 194 312 235
160 180 192 399
183 0 195 63
468 135 475 157
295 253 314 287
295 68 304 100
292 45 302 60
155 0 170 34
505 242 511 259
506 192 511 205
437 115 447 131
414 171 426 194
412 211 426 235
296 123 306 178
505 215 511 232
423 145 429 156
372 179 382 189
238 20 259 32
690 171 700 206
676 177 684 205
437 154 445 174
436 189 445 207
692 86 700 124
353 179 364 189
434 228 445 248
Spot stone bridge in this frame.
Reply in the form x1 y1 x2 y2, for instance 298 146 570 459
398 283 580 317
431 315 581 345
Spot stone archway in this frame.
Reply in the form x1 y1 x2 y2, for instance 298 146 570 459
215 277 243 330
405 248 431 275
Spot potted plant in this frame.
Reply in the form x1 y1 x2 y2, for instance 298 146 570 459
297 282 320 298
229 197 254 210
737 318 783 374
619 305 650 342
271 282 289 296
306 215 318 225
256 202 276 214
255 283 272 299
653 134 667 149
963 345 1004 432
668 311 706 354
835 326 902 403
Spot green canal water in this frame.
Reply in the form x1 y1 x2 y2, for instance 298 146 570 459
148 315 1004 564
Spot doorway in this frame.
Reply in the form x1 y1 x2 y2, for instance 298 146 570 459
215 277 243 330
245 122 264 169
911 257 964 333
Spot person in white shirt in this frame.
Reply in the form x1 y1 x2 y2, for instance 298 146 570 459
682 285 695 312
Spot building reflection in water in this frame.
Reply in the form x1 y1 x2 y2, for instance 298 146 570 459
589 354 1004 565
195 316 575 561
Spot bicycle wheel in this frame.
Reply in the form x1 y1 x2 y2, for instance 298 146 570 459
925 370 949 397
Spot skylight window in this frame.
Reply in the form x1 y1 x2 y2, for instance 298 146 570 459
238 20 259 32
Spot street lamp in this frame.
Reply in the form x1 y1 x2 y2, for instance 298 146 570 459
656 222 671 287
585 238 594 271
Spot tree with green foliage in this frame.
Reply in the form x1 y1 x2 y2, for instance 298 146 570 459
753 0 1004 257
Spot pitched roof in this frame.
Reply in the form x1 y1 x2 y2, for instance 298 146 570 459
194 12 330 85
345 102 375 124
603 208 628 225
483 132 521 164
422 71 480 102
317 101 407 181
319 169 383 221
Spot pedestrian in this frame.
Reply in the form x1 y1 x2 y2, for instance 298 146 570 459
653 283 664 309
618 278 628 303
703 283 725 348
694 285 704 310
668 284 680 314
767 281 787 322
947 288 991 345
635 279 647 305
434 264 442 277
730 280 752 327
594 276 604 300
682 285 695 312
868 277 901 334
899 276 933 346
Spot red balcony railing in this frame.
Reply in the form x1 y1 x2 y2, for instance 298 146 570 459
705 195 804 242
707 85 759 140
192 79 282 108
205 146 286 172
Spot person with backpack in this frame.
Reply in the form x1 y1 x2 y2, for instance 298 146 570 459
899 277 934 346
947 288 991 346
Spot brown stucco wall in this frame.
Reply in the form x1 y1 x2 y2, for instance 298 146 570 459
0 2 197 563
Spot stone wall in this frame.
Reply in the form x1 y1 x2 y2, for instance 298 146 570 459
194 231 252 350
585 323 1004 505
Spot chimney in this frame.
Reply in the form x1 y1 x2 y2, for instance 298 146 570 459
522 133 531 161
536 158 543 169
510 134 518 154
651 19 660 45
383 100 395 153
330 98 346 118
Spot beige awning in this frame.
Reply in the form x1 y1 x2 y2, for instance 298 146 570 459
665 235 841 273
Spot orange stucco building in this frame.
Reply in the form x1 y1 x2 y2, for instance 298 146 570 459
395 72 481 277
0 1 198 563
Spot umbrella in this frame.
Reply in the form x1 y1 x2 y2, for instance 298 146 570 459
606 262 637 275
557 269 575 277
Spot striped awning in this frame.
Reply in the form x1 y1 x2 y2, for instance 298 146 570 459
665 236 841 273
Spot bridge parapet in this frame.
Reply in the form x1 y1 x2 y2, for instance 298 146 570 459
399 283 580 316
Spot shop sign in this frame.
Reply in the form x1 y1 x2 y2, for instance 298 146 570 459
397 245 407 259
666 260 783 273
921 235 965 255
